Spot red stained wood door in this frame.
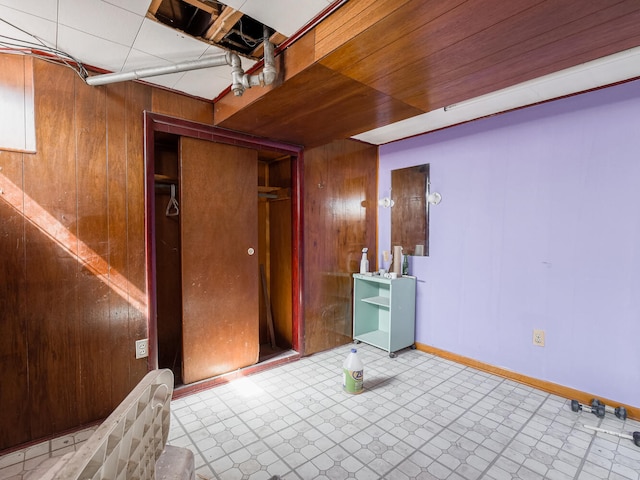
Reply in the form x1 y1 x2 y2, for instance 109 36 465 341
179 138 259 384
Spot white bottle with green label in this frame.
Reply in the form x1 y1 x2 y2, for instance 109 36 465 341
343 348 364 394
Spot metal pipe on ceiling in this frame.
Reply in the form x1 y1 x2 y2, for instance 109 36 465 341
85 26 276 97
230 26 276 96
85 52 234 86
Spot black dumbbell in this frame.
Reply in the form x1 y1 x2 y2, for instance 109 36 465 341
571 399 605 418
591 399 627 420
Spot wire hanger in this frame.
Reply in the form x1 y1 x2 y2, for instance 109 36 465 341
165 184 179 217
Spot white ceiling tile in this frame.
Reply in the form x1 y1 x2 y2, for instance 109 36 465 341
103 0 152 17
201 44 228 58
221 0 247 10
143 71 186 90
132 18 209 61
240 0 329 36
122 48 171 71
173 69 233 100
58 0 144 46
191 63 232 82
0 0 57 22
57 25 130 71
0 5 58 48
240 56 257 70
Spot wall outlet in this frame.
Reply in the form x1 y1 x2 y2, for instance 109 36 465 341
135 339 149 359
533 329 545 347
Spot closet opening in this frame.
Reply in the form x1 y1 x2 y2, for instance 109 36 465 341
154 133 183 385
144 112 304 392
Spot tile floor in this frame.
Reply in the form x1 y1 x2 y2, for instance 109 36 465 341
1 343 639 479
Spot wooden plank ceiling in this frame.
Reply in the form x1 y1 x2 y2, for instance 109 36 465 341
214 0 640 147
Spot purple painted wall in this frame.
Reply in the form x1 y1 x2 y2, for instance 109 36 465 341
378 80 640 407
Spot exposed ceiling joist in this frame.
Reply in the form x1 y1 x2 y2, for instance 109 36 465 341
182 0 216 15
145 1 287 59
205 6 244 43
148 0 162 16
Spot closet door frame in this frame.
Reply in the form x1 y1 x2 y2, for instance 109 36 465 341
143 111 304 391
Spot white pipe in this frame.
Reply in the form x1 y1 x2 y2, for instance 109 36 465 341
85 52 234 86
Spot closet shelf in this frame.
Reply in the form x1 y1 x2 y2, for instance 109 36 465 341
258 186 291 200
258 186 280 193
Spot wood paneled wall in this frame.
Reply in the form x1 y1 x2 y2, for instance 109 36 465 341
1 54 378 451
0 55 213 451
303 140 378 355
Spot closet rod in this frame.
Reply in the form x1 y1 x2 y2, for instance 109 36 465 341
155 182 177 191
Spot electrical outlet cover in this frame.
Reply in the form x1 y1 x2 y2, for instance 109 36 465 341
533 329 545 347
135 339 149 359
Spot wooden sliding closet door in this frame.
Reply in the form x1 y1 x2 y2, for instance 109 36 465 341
180 138 259 384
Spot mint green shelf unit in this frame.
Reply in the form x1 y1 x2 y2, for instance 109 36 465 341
352 273 416 357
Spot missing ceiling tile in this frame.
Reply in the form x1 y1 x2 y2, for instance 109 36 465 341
147 0 285 58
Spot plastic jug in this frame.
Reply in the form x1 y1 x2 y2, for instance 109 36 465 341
343 348 364 394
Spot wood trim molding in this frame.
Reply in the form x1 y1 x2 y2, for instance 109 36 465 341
415 343 638 422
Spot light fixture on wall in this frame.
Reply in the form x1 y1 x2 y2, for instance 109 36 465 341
378 197 394 208
427 192 442 205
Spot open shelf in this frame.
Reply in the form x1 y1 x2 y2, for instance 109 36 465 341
355 330 389 347
352 273 416 357
361 296 390 308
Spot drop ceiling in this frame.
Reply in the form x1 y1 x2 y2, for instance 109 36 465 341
0 0 334 99
1 0 640 147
